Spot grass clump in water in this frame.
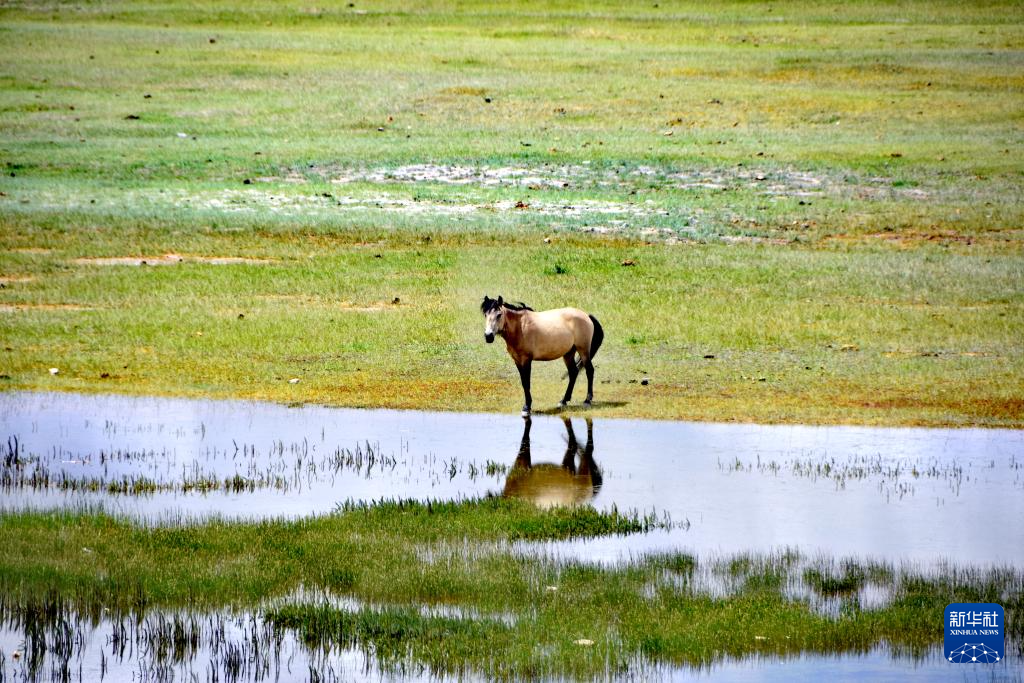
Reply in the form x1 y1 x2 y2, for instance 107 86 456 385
804 562 867 596
0 501 1021 678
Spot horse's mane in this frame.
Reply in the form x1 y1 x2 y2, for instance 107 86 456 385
503 301 533 311
481 296 533 313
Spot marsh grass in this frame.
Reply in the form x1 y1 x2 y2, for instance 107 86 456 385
3 602 282 682
0 436 407 496
0 500 1020 679
718 450 984 502
2 3 1022 679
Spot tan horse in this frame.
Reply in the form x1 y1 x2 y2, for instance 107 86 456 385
502 417 602 509
481 295 604 417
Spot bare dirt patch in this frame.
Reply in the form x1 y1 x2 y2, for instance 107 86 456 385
211 188 665 218
192 188 670 226
330 163 582 188
9 248 52 255
335 303 400 312
824 229 1022 249
304 162 904 200
720 235 790 246
72 254 275 266
198 256 276 265
0 303 93 312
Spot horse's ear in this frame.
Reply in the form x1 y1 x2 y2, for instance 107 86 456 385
480 295 490 313
497 295 504 307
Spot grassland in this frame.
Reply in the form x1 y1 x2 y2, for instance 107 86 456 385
1 4 1022 674
2 499 1020 678
1 0 1023 426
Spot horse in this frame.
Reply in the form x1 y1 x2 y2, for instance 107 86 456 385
481 295 604 417
502 417 602 509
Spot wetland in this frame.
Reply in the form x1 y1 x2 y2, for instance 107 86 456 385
1 392 1021 681
2 0 1023 679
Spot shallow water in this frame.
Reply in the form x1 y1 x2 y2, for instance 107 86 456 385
2 392 1022 681
1 605 1018 683
2 391 1022 566
0 607 392 683
680 650 1020 682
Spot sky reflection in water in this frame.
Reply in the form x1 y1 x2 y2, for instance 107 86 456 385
2 391 1022 566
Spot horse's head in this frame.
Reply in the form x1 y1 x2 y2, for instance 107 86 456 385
481 295 505 343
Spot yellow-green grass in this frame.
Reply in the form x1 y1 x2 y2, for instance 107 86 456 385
2 0 1023 425
2 500 1020 678
1 0 1022 182
1 0 1023 241
2 214 1022 426
3 4 1023 678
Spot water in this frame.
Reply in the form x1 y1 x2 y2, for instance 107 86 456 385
1 607 1018 683
0 606 407 683
2 391 1021 566
2 391 1022 681
678 650 1021 682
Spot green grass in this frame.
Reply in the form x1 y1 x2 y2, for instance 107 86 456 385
1 0 1023 181
1 216 1021 425
1 0 1022 426
2 3 1022 677
0 499 663 612
1 499 1020 678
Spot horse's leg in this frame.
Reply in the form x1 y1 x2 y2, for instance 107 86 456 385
578 418 601 487
560 417 578 473
515 417 532 469
584 359 595 405
559 351 579 407
517 360 532 417
577 418 594 476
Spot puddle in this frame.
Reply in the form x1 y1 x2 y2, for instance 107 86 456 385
2 392 1022 567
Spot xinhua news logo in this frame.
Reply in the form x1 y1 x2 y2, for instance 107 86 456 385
945 603 1004 664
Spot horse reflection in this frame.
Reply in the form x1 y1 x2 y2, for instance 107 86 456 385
502 417 602 509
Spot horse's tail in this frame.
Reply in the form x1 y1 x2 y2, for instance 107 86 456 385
576 315 604 370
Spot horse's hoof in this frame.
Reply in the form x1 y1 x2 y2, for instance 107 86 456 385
558 401 568 408
584 399 592 406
